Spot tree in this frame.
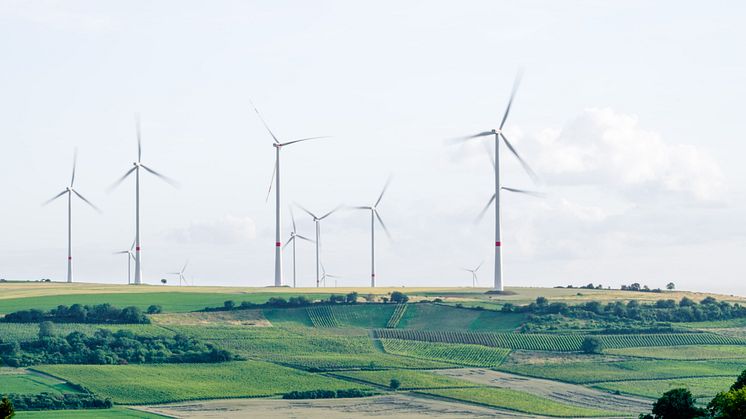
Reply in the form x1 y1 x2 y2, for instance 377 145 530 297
708 387 746 418
147 305 162 314
666 282 675 290
536 296 548 306
0 396 14 419
160 279 167 285
732 369 746 391
345 292 358 304
500 303 514 313
223 300 236 310
651 388 705 419
38 321 55 339
581 337 603 354
389 378 401 390
390 292 409 304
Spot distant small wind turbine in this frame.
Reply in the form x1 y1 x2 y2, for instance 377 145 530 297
252 102 329 287
297 204 341 288
43 149 100 283
352 178 392 287
110 116 178 285
167 261 190 286
113 240 135 284
462 262 483 287
451 71 543 291
283 208 314 288
320 263 340 288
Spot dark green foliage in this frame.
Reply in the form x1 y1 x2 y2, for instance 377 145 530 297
0 397 13 419
581 336 603 354
223 300 236 310
4 393 111 411
732 370 746 391
146 305 162 314
282 389 373 399
708 387 746 418
205 296 317 312
0 329 235 367
37 321 55 339
389 378 401 390
1 304 149 324
650 388 705 419
390 292 409 304
329 294 346 304
346 292 359 303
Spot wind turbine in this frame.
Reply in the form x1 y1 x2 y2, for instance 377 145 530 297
352 178 392 287
251 102 328 287
43 149 100 283
110 116 178 285
167 261 190 286
297 204 340 288
462 262 483 287
283 208 314 288
320 263 340 288
113 240 135 284
452 72 542 291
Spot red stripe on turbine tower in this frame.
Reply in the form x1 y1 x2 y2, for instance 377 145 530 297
68 256 72 260
276 242 281 247
495 241 501 246
136 246 141 251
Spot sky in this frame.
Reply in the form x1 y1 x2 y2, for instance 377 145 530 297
1 1 745 294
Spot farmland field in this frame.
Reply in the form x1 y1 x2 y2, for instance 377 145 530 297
3 282 746 418
15 407 164 418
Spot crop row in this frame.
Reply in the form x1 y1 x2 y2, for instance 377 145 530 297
307 306 340 328
380 338 510 367
373 329 746 351
386 304 408 328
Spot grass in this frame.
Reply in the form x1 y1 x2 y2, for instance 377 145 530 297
396 303 525 332
421 387 622 417
606 345 746 360
593 376 736 400
379 339 510 367
499 359 745 384
0 369 81 395
386 304 408 328
307 306 340 328
0 323 173 342
14 407 164 418
335 369 478 389
35 360 371 404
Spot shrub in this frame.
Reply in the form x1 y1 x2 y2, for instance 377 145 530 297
651 388 705 419
146 305 162 314
389 378 401 390
390 292 409 304
580 337 603 354
0 396 13 419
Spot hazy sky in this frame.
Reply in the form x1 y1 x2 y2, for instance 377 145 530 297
1 1 745 294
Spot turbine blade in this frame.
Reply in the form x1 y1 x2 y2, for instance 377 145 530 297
296 234 315 243
73 190 101 212
181 260 189 274
70 148 78 188
136 115 142 162
375 211 392 239
374 177 392 207
500 133 539 184
350 206 372 210
290 207 297 232
295 203 317 219
114 250 130 254
265 162 277 203
279 136 330 147
130 239 135 251
319 205 343 220
141 164 179 187
250 100 279 144
502 186 545 198
483 141 496 170
283 236 295 249
43 190 68 206
167 272 181 275
475 261 484 271
447 131 493 144
109 167 136 191
499 70 523 130
475 194 496 223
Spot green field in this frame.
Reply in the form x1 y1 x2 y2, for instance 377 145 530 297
380 339 510 367
606 345 746 360
36 360 371 404
0 369 82 395
421 387 622 417
0 323 173 342
396 303 525 331
14 407 163 418
593 376 736 400
336 369 477 389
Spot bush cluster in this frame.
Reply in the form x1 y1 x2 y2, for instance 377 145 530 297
1 304 149 324
0 328 234 367
282 389 374 399
3 393 112 411
205 292 371 312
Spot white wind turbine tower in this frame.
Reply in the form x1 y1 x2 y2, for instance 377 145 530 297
43 149 100 283
297 204 340 288
452 72 542 291
283 208 314 288
462 262 483 288
110 117 178 285
352 178 392 287
251 102 328 288
167 261 190 286
113 240 135 284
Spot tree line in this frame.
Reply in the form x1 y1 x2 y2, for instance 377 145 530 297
0 303 160 324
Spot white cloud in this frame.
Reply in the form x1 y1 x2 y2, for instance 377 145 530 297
534 108 726 202
167 215 256 245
